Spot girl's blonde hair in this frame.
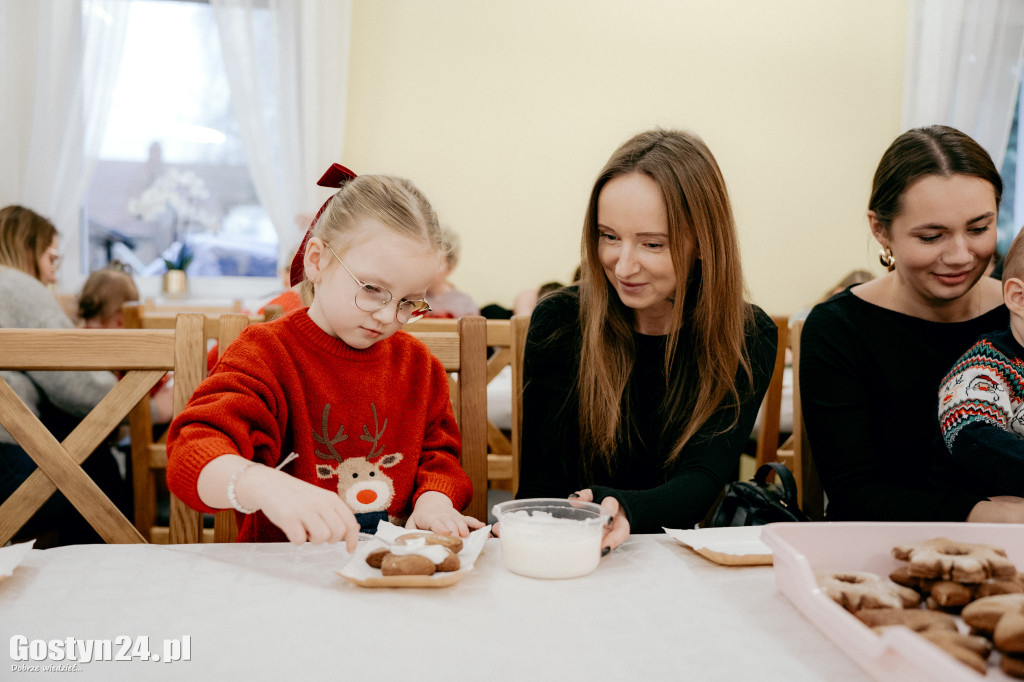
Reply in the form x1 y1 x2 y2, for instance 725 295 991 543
0 205 57 281
576 129 753 470
298 175 443 303
78 266 139 324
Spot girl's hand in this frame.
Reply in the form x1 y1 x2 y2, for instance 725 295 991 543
237 465 361 551
573 489 630 553
407 490 485 537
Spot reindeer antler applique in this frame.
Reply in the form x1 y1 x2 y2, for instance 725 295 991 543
313 404 348 462
360 403 388 459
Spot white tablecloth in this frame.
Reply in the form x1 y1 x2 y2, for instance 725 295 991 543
1 535 869 681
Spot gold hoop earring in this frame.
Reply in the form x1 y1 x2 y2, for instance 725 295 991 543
878 248 895 269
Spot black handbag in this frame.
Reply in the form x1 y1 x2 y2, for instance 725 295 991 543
708 462 808 527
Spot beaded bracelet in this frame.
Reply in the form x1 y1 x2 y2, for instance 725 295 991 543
225 453 300 515
227 462 258 514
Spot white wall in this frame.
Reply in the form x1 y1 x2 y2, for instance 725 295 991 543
341 0 908 315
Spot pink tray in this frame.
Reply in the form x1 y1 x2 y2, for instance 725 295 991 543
762 522 1024 681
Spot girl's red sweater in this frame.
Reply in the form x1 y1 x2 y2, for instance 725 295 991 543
166 308 472 542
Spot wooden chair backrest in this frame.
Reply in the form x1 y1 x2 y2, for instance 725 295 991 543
123 302 266 338
142 298 243 314
410 317 529 494
164 313 252 543
507 315 529 494
0 314 206 545
773 318 823 519
406 316 489 523
754 315 790 470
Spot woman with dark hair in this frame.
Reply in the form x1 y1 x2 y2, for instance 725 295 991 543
0 205 124 544
801 125 1024 522
516 129 777 551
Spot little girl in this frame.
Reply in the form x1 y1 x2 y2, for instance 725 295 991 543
166 165 483 549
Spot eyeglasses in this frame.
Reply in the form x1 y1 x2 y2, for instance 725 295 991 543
323 243 431 324
45 248 62 269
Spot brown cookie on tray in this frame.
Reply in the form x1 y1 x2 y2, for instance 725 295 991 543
962 593 1024 635
435 548 461 573
892 538 1016 584
854 607 957 632
380 553 437 577
1002 653 1024 679
816 570 921 612
977 575 1024 599
1003 651 1024 675
926 581 976 611
918 631 990 675
396 532 463 554
365 547 390 569
995 609 1024 654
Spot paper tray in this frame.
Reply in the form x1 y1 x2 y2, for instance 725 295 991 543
663 526 772 566
762 522 1024 681
336 522 490 588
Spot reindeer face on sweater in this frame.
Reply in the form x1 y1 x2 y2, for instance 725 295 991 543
312 402 401 514
316 452 402 513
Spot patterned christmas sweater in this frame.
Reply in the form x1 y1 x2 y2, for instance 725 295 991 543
166 308 473 542
938 327 1024 492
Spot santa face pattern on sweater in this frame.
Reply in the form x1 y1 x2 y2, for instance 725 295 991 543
312 403 401 515
939 336 1024 447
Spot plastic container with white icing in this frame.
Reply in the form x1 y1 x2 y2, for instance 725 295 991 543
492 498 610 579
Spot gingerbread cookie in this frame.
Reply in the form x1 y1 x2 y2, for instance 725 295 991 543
365 532 463 576
962 593 1024 635
854 607 957 632
918 631 991 675
816 570 920 611
381 553 436 576
892 538 1017 584
396 532 463 554
891 565 1024 612
1001 653 1024 679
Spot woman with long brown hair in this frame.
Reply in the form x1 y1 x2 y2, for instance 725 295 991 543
801 125 1024 522
516 129 777 551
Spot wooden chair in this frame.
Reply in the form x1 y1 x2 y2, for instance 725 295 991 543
754 315 790 470
508 315 529 495
406 316 489 523
123 301 267 338
0 314 206 545
142 298 243 314
130 313 253 543
412 317 528 494
772 319 824 520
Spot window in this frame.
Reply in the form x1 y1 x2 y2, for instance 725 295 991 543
998 92 1020 255
999 71 1024 257
83 0 277 280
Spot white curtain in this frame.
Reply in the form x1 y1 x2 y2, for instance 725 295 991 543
902 0 1024 168
0 0 127 280
211 0 352 263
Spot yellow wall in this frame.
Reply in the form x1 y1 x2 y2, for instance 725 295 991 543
342 0 908 315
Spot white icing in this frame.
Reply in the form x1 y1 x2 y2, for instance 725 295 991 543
389 543 450 564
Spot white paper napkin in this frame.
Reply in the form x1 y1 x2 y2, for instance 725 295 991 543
0 540 35 581
663 526 771 556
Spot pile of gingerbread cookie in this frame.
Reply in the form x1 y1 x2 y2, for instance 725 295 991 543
365 531 463 576
817 537 1024 677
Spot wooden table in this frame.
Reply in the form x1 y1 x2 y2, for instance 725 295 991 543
0 535 869 681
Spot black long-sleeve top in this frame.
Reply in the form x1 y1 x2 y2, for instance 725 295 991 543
516 288 777 532
800 288 1008 521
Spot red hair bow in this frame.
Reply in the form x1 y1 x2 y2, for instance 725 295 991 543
289 163 358 287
